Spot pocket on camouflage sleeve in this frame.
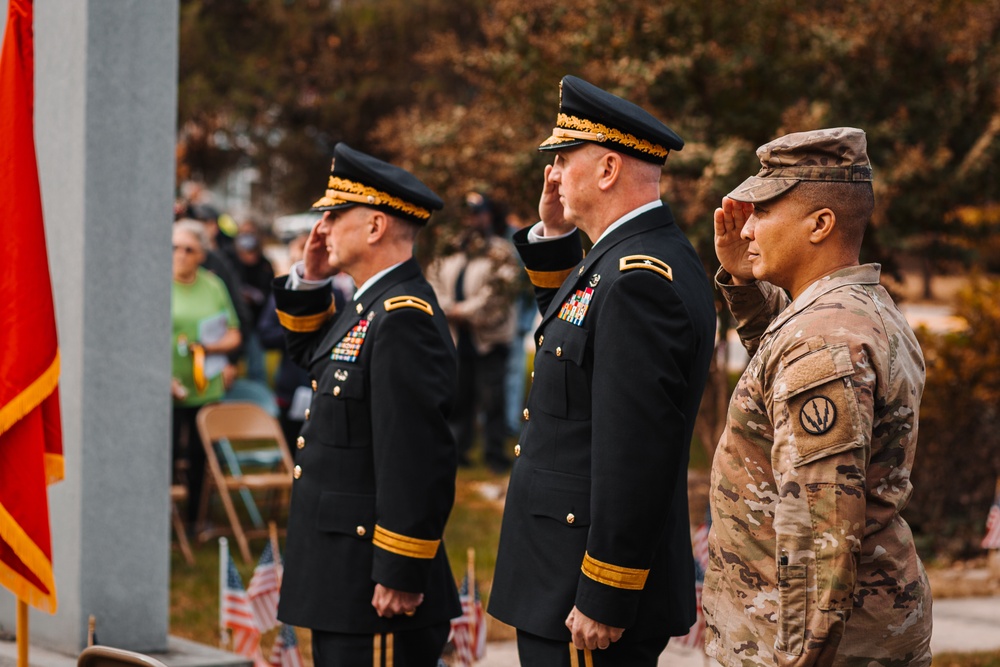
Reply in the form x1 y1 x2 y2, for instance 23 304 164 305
774 342 863 466
806 482 862 611
776 562 806 656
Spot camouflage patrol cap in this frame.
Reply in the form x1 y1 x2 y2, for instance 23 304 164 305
727 127 872 203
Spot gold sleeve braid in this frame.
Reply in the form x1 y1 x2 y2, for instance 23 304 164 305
372 525 440 560
276 302 338 333
525 267 574 289
581 552 649 590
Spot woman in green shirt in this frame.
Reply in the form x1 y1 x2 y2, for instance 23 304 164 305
171 219 241 527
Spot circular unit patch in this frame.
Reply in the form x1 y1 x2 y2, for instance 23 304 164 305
799 396 837 435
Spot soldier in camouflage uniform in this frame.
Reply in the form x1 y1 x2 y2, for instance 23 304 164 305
704 127 933 667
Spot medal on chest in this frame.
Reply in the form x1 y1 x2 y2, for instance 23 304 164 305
557 275 599 326
331 317 370 363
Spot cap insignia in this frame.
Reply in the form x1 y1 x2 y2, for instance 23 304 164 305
550 113 670 159
317 176 432 221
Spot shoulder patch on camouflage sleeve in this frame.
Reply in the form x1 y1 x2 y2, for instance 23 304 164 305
383 295 434 316
619 255 673 282
776 342 864 465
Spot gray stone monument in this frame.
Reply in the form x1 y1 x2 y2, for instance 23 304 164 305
0 0 180 655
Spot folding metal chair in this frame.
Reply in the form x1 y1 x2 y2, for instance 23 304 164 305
195 401 295 563
170 484 195 565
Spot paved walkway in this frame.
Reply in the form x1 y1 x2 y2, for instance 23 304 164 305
478 595 1000 666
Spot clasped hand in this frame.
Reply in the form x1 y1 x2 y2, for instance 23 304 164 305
371 583 423 618
565 605 624 651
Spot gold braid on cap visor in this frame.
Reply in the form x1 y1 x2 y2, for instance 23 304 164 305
312 177 432 221
542 113 670 159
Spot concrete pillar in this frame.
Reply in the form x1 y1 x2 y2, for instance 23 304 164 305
0 0 178 654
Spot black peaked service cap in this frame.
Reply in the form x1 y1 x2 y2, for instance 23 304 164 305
310 143 444 225
539 75 683 165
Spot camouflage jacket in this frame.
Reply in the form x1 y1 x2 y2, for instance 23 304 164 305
704 264 932 667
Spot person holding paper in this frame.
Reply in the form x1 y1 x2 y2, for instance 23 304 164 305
171 219 242 527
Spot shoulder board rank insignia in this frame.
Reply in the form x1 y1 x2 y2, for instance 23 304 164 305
384 296 434 316
619 255 673 282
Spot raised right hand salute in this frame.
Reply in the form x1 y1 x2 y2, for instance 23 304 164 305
713 196 754 283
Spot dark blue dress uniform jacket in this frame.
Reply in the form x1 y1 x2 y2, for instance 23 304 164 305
488 205 716 640
273 259 461 634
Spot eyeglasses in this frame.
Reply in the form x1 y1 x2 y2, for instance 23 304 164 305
173 244 198 255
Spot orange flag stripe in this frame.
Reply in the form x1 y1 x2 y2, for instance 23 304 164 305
0 351 60 439
0 498 57 613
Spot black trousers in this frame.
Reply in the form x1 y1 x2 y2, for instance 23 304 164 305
312 623 450 667
451 345 510 470
516 629 670 667
171 405 207 526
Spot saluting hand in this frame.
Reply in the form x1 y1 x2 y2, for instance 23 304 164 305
565 605 624 652
302 216 338 281
714 197 755 283
538 164 575 238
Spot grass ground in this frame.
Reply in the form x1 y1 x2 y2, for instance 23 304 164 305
170 460 509 662
173 454 1000 667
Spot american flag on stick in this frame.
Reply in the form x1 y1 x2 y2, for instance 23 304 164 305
450 548 486 665
248 541 282 632
268 624 303 667
982 487 1000 550
220 538 264 663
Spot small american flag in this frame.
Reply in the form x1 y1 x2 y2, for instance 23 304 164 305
674 519 710 651
982 492 1000 550
450 573 486 665
268 624 304 667
248 542 282 632
223 551 262 659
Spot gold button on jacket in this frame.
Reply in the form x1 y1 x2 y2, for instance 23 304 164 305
514 444 521 457
293 465 302 479
296 436 305 449
356 526 366 537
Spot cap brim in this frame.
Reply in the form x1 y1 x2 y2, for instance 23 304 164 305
726 175 800 203
538 134 585 152
309 197 358 213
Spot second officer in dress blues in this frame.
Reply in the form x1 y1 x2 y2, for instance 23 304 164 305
488 76 717 666
273 143 460 667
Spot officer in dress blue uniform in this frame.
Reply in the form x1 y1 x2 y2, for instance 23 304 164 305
488 76 717 666
273 143 460 667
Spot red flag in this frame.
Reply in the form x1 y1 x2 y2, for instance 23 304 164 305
0 0 64 614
